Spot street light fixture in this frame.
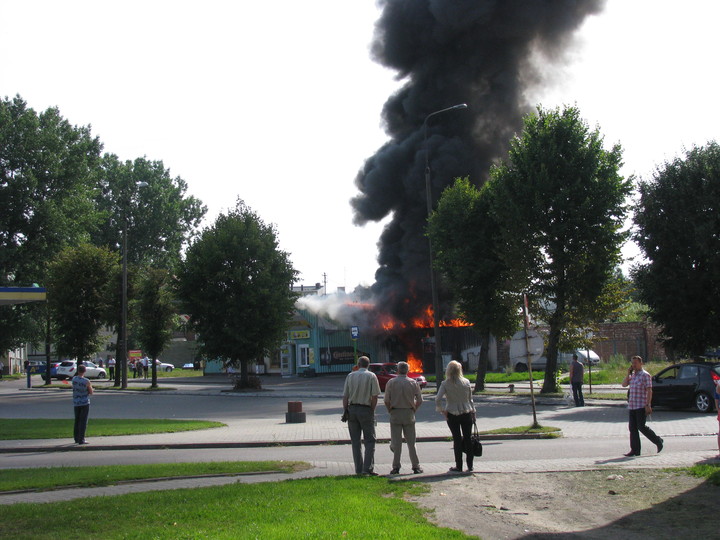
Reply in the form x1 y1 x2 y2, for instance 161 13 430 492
119 181 148 389
423 103 468 382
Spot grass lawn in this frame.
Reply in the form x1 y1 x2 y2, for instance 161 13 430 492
0 418 225 440
0 476 472 539
0 461 308 492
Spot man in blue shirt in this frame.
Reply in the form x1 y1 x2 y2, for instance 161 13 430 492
72 364 94 445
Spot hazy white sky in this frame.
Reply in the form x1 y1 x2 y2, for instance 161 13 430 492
1 1 718 291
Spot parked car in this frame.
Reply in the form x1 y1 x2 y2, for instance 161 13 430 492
651 361 720 413
27 361 61 378
56 360 107 380
154 360 174 372
514 349 600 372
367 362 427 392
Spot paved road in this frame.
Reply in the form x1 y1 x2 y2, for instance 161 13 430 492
1 374 718 505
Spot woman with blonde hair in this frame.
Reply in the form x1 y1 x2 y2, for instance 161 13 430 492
436 360 476 472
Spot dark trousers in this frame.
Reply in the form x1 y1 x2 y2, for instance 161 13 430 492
628 407 660 454
347 405 376 474
571 382 584 406
446 412 474 470
74 405 90 443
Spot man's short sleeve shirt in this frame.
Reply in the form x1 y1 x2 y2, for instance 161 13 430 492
343 368 380 406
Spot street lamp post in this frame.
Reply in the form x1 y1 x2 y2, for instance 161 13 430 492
118 181 148 389
423 103 468 382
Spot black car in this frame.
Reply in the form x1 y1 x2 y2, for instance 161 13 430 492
651 362 720 412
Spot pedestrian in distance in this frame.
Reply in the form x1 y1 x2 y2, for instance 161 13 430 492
0 358 4 379
108 356 115 380
384 361 423 475
436 360 476 473
342 355 381 475
621 355 663 457
72 364 93 445
569 353 585 407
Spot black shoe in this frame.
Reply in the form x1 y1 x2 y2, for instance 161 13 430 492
448 467 462 473
624 451 639 457
363 471 379 476
390 468 400 475
656 438 664 453
412 467 423 474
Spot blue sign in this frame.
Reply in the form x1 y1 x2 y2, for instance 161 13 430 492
351 326 359 339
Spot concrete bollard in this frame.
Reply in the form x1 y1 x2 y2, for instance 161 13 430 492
286 401 306 423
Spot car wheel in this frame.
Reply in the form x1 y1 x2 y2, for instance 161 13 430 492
515 363 528 372
99 371 106 379
694 392 713 413
165 366 172 372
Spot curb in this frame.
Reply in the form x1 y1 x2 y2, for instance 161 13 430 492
0 432 561 454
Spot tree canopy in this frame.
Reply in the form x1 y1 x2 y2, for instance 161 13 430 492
633 141 720 356
428 177 521 390
134 268 176 387
489 105 631 392
0 95 103 352
46 244 119 361
176 200 298 387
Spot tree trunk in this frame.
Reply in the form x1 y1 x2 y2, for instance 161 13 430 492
474 331 491 392
542 316 563 393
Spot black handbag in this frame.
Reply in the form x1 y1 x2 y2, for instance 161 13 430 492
470 422 483 457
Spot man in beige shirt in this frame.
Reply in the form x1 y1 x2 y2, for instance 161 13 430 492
384 361 423 474
342 356 381 475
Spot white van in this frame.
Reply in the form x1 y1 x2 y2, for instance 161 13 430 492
514 349 600 372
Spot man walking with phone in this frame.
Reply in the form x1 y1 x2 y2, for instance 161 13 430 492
621 355 663 457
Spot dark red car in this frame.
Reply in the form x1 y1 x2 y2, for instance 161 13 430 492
368 363 427 392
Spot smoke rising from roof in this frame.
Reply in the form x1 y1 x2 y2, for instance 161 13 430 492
349 0 605 322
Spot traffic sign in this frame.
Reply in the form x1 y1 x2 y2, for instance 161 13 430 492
351 326 359 339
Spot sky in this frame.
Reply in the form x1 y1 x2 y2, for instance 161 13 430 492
1 1 719 293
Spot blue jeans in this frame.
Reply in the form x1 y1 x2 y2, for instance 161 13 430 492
74 405 90 443
347 405 376 474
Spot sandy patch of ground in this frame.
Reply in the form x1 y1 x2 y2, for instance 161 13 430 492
408 469 719 539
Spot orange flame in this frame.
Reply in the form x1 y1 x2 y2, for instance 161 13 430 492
407 352 423 373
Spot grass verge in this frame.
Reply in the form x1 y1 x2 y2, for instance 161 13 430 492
479 424 562 437
0 418 225 440
0 476 472 539
0 461 308 493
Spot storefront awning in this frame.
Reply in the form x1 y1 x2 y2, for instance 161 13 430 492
0 286 47 305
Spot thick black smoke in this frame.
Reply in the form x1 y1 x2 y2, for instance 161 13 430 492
352 0 605 322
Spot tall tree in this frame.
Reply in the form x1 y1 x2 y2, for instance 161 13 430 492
46 244 119 361
490 106 631 392
134 268 176 388
0 95 103 351
428 177 521 391
92 154 206 384
176 200 298 388
633 142 720 356
93 154 206 271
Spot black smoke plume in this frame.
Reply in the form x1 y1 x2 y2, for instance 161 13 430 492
351 0 605 323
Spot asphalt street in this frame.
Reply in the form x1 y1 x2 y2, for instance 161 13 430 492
1 373 718 505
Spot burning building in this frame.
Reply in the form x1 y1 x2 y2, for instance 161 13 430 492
285 2 604 376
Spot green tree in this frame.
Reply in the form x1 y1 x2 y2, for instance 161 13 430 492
134 268 176 388
176 200 298 388
0 95 103 352
46 244 119 361
490 106 631 392
93 155 206 270
428 177 521 391
92 154 206 385
633 142 720 356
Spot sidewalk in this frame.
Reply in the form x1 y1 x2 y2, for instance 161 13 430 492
1 374 718 506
